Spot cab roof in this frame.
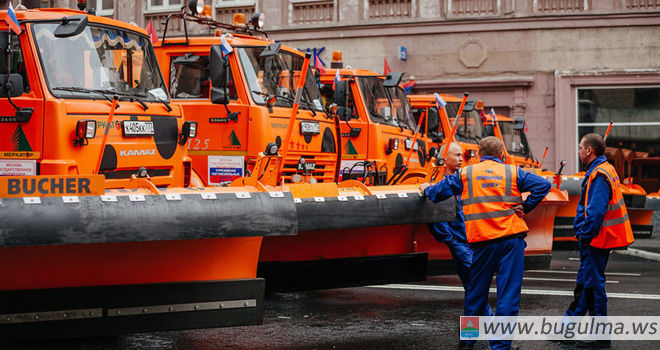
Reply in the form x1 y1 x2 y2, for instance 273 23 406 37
155 34 302 55
407 94 462 106
7 8 148 36
319 68 383 81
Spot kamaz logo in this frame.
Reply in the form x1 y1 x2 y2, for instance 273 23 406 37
119 149 157 157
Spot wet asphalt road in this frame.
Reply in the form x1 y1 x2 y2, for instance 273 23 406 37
11 247 660 350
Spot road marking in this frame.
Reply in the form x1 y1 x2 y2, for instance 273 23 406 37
568 258 580 261
615 248 660 263
526 270 642 277
522 277 618 284
368 284 660 300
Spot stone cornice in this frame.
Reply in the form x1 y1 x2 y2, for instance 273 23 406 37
266 12 660 41
415 77 535 90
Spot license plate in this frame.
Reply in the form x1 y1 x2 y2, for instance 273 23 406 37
404 139 419 151
297 161 316 172
300 120 320 135
122 121 154 137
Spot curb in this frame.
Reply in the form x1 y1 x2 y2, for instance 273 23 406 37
615 248 660 262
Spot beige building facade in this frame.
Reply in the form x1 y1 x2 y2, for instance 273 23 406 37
29 0 660 182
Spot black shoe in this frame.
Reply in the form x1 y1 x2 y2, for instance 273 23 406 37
575 340 596 349
596 340 611 349
458 341 474 350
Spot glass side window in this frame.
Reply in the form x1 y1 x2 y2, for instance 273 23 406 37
427 106 443 142
445 102 483 143
412 108 426 135
498 121 529 157
169 54 237 100
238 46 324 112
33 23 168 101
358 77 415 130
0 33 30 94
387 86 416 130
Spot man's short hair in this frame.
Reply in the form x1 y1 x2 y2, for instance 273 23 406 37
478 136 504 157
439 142 462 156
581 133 605 157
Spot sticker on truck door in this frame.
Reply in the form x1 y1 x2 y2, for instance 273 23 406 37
208 155 244 185
0 159 36 176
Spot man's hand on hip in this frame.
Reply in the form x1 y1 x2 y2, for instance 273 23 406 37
512 204 525 218
419 183 431 197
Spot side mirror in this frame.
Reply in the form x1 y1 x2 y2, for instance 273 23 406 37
462 99 476 112
383 72 403 87
209 45 228 105
428 146 438 161
260 42 281 58
0 74 24 97
334 80 349 120
54 15 88 38
513 116 525 130
484 124 494 137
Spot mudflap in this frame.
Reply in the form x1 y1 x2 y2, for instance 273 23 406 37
0 278 264 343
427 254 552 276
258 252 428 293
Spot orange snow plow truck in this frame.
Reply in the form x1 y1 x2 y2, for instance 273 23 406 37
0 7 302 342
151 8 456 293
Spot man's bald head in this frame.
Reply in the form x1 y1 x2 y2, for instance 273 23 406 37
442 142 463 174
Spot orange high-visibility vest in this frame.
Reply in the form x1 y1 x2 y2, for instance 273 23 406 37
584 162 634 249
460 160 529 243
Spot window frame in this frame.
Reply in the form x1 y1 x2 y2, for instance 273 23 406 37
576 85 660 168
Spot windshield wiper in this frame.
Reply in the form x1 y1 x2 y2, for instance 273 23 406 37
53 87 120 106
117 93 148 111
146 91 172 112
252 90 318 116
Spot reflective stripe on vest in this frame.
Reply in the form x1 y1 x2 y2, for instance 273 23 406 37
460 161 528 243
584 162 634 249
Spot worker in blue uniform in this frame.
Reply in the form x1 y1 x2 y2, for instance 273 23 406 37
421 143 491 315
564 133 634 348
421 137 550 350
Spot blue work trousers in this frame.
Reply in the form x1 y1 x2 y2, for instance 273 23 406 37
463 236 525 350
565 241 610 317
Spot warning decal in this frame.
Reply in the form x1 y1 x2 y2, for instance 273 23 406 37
208 155 244 185
0 159 36 176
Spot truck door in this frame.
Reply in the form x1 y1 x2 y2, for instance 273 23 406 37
0 31 44 177
168 52 249 186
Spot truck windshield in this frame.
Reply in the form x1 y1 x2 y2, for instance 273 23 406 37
358 77 415 130
445 102 483 143
33 23 168 101
498 121 533 158
387 86 417 131
238 47 324 112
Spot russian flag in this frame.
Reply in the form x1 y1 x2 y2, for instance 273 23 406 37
402 80 416 94
489 108 497 122
5 2 21 35
332 69 340 90
220 34 233 55
434 93 447 108
314 55 326 75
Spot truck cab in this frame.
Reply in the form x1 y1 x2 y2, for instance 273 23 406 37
407 94 481 167
319 67 427 185
0 9 189 188
483 113 539 168
154 17 336 186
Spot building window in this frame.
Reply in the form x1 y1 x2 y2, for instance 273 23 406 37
147 0 182 12
96 0 114 16
577 87 660 192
